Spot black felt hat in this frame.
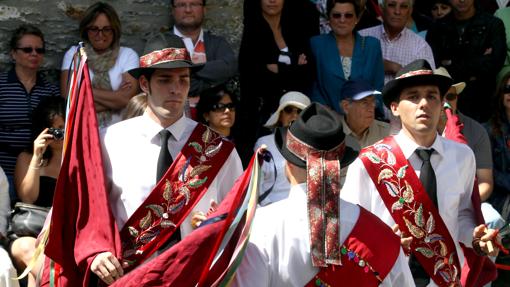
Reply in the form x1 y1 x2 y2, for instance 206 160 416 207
274 103 358 168
382 59 453 108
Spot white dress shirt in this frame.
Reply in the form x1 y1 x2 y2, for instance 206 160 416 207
254 134 291 206
341 131 477 286
233 183 415 287
101 113 243 237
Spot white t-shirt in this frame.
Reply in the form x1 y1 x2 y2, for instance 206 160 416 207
61 46 139 91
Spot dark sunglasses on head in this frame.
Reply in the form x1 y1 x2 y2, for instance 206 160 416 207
503 85 510 94
87 26 114 36
282 106 302 114
211 102 236 112
16 47 45 54
330 12 355 20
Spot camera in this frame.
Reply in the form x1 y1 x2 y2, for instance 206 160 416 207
48 128 65 140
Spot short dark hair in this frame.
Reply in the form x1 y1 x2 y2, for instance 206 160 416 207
79 2 121 48
326 0 361 18
30 97 66 160
171 0 206 7
9 24 45 52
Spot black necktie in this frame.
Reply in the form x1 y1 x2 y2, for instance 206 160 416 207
156 129 173 182
156 129 181 245
415 148 438 207
410 148 437 286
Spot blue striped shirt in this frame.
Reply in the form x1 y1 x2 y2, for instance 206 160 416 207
0 68 60 178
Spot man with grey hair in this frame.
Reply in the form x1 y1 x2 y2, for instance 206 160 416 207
359 0 435 83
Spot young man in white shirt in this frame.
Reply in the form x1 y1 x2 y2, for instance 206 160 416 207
92 34 243 285
234 103 414 286
342 59 500 287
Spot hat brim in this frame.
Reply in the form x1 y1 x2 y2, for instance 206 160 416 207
382 74 453 108
274 127 358 169
264 101 309 128
128 60 203 79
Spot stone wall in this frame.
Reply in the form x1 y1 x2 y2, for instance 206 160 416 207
0 0 243 83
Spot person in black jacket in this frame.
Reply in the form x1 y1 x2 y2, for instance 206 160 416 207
426 0 507 123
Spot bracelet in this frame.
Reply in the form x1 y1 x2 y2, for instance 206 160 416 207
28 165 41 170
472 238 487 256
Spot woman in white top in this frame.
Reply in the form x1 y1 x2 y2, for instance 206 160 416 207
254 91 311 206
60 2 139 128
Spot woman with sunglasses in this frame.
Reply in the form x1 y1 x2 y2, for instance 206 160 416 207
60 1 139 128
309 0 384 115
196 85 237 139
484 72 510 223
0 24 60 201
253 91 311 206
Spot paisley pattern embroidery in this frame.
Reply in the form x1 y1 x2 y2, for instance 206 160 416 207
362 143 460 286
286 131 345 267
121 126 229 267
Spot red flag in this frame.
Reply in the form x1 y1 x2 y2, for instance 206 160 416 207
42 53 121 286
443 106 497 287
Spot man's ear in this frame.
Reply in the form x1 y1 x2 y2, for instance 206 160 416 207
390 101 400 117
340 100 350 115
139 75 150 94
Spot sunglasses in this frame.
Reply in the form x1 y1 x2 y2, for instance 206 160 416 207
330 12 355 20
87 26 114 36
211 102 236 113
503 85 510 94
16 47 45 54
282 106 302 114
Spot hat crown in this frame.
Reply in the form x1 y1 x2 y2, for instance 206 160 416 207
289 103 345 151
279 91 311 107
342 79 379 100
395 59 433 78
143 34 186 55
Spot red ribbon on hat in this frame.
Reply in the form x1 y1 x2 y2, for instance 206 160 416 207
140 47 191 68
395 69 433 79
286 130 345 267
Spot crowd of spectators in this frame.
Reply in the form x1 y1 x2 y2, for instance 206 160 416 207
0 0 510 286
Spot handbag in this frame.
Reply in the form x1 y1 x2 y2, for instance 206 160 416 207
7 202 50 240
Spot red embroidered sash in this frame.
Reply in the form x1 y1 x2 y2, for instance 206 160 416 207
306 207 401 287
360 136 461 286
119 124 233 271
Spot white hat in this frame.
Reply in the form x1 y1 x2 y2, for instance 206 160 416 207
264 91 311 128
434 67 466 95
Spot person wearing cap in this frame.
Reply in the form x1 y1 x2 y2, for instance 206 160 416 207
94 34 243 285
234 103 414 286
340 79 390 149
342 59 500 287
254 91 311 206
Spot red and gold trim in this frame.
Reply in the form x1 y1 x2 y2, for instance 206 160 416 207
395 69 433 79
139 47 191 68
360 137 462 286
286 131 345 267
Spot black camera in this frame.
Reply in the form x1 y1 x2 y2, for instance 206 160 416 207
48 128 65 140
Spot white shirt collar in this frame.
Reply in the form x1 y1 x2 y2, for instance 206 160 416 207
140 112 190 142
394 129 445 160
173 26 204 54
